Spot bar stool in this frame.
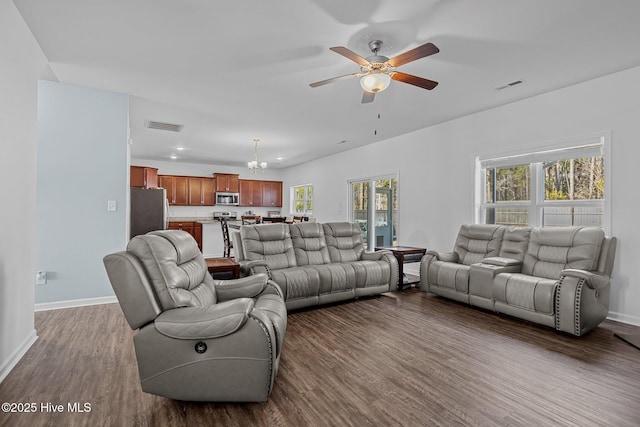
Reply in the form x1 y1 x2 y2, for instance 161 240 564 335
220 217 233 257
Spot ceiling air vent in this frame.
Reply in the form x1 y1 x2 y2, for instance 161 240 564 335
495 80 523 91
145 120 184 132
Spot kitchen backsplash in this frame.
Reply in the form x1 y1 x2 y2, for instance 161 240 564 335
168 205 282 219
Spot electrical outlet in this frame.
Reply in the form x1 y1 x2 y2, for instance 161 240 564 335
36 271 47 285
107 200 117 211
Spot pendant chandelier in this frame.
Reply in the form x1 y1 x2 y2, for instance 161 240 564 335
248 138 267 173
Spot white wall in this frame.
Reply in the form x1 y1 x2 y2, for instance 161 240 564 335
35 81 129 305
281 65 640 326
0 0 48 382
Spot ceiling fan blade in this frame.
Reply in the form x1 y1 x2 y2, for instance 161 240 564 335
329 46 370 66
387 42 439 67
361 91 375 104
309 72 360 88
391 72 439 90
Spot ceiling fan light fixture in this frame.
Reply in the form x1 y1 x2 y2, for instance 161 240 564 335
360 71 391 93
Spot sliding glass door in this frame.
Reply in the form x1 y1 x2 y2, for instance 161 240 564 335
350 175 398 250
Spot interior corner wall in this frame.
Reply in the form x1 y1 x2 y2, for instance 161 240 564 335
0 0 48 382
35 81 129 304
281 65 640 326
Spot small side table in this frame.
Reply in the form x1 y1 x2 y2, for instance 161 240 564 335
205 257 240 280
375 246 427 290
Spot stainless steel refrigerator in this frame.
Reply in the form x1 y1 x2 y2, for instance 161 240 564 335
130 187 168 238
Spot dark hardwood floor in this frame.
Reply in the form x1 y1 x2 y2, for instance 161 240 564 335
1 288 640 427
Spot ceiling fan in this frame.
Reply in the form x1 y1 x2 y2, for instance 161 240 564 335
309 40 439 103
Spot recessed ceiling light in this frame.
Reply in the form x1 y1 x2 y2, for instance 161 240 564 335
176 146 185 151
169 154 177 159
276 157 284 160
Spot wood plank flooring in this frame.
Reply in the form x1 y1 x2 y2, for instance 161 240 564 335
1 288 640 427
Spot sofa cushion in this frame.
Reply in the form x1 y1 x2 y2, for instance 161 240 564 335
493 273 557 315
522 226 604 280
306 263 356 294
499 227 532 261
323 222 365 262
427 261 471 293
290 223 331 265
240 223 297 270
344 260 391 289
127 230 216 310
270 266 321 301
454 224 505 266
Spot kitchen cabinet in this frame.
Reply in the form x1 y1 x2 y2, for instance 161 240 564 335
202 178 215 205
214 173 239 192
167 221 202 250
262 181 283 207
239 180 263 207
130 166 158 188
188 177 215 206
159 175 188 206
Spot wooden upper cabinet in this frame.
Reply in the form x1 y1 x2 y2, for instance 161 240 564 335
263 181 283 207
188 177 215 206
173 176 188 206
130 166 158 188
188 177 202 206
159 175 188 205
158 175 174 203
202 178 215 205
214 173 240 192
239 180 263 207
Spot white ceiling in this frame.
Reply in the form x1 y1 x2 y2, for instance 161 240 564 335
14 0 640 169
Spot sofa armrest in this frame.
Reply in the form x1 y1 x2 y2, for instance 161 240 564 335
363 251 399 290
362 250 388 261
556 270 611 336
154 298 254 340
425 250 458 263
481 257 523 268
560 269 610 290
468 262 523 305
214 273 269 301
238 259 271 278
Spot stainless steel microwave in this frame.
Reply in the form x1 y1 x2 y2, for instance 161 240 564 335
216 192 239 206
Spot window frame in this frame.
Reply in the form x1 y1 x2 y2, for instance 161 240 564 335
290 183 313 215
476 132 610 232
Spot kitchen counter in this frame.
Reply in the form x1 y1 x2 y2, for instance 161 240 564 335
167 216 214 223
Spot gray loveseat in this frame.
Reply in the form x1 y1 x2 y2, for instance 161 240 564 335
232 222 399 310
420 224 616 336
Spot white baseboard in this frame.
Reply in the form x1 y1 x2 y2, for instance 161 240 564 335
0 329 38 384
34 296 118 312
607 311 640 327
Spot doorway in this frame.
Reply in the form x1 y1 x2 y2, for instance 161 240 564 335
349 175 398 251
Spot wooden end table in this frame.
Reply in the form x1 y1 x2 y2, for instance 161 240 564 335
205 257 240 280
375 246 427 290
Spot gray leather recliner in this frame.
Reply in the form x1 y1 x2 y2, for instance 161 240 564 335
103 230 287 402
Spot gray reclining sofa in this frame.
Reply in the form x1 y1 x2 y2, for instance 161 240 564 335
420 224 616 336
233 222 399 310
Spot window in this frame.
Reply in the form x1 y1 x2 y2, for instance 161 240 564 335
477 134 608 230
291 184 313 215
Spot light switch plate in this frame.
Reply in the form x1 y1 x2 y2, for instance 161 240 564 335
36 271 47 285
107 200 117 211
